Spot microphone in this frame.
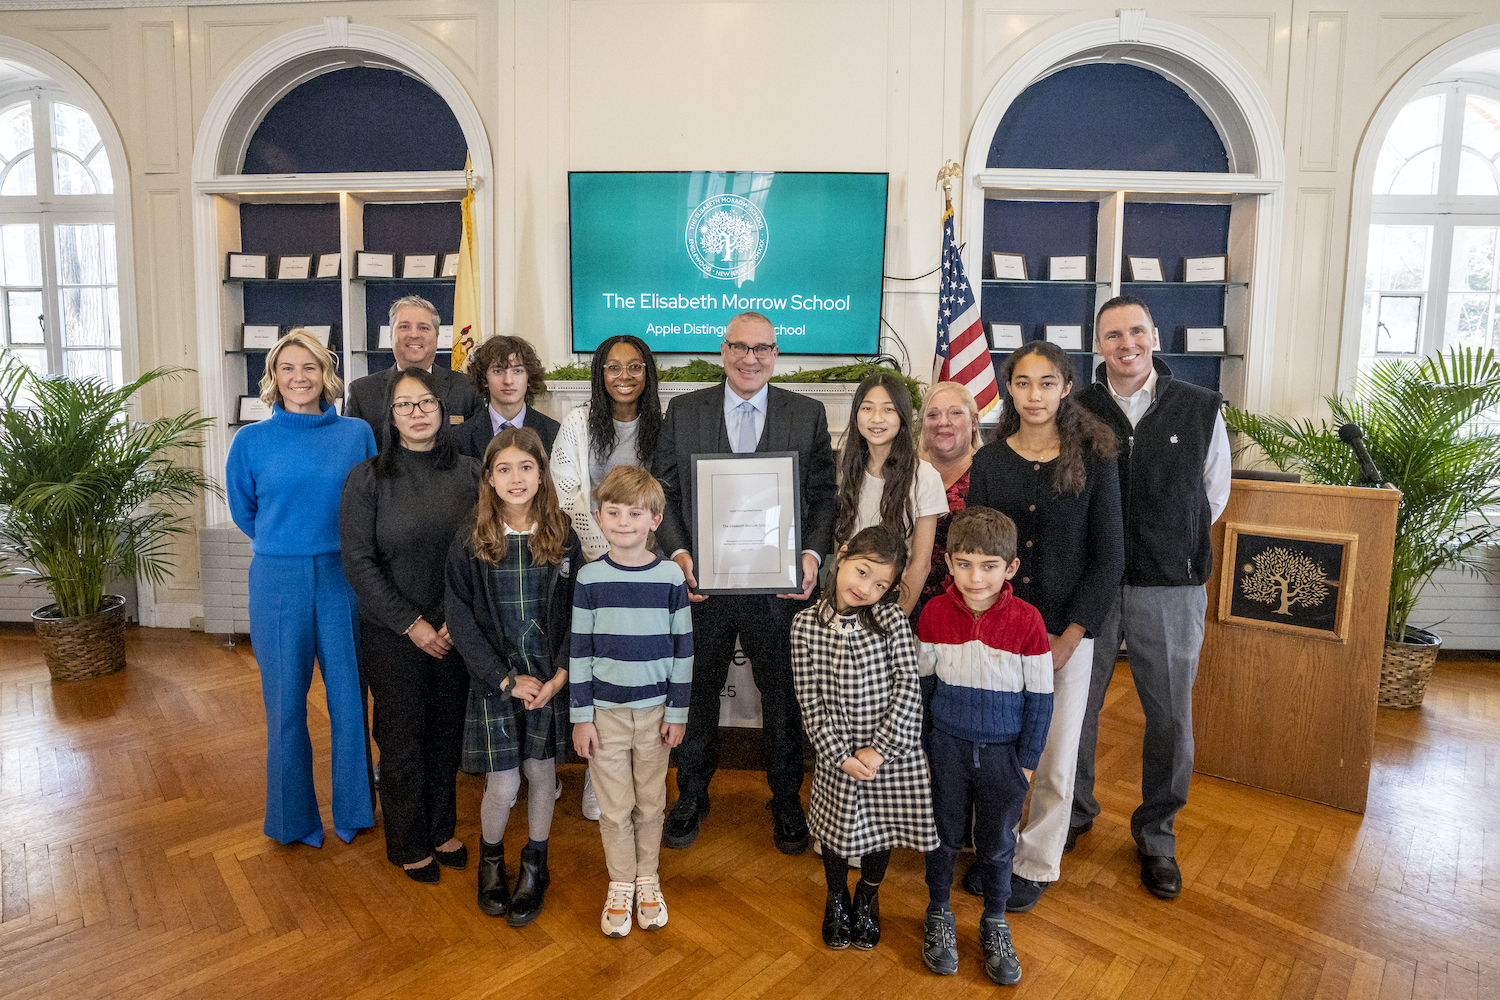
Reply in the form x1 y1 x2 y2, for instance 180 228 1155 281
1338 423 1385 486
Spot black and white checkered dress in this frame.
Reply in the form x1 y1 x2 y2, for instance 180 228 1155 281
791 601 939 858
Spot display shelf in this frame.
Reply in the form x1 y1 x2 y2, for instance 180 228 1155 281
351 276 455 286
1121 281 1249 288
981 279 1112 287
223 277 343 285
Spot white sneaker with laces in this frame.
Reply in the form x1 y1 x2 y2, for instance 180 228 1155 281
582 771 601 821
634 874 668 930
601 881 634 937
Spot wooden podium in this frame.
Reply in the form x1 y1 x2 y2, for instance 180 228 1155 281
1192 479 1400 813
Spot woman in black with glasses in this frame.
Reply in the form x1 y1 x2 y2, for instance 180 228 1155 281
341 367 481 882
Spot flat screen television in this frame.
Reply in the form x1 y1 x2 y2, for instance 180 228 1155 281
568 171 888 355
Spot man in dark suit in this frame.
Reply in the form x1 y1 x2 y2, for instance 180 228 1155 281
346 295 484 447
652 311 837 855
455 334 560 459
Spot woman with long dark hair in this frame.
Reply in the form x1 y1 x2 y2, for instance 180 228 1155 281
551 334 663 561
833 371 946 616
339 366 481 882
961 340 1124 911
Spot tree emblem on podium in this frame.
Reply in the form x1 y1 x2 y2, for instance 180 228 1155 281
1240 547 1330 616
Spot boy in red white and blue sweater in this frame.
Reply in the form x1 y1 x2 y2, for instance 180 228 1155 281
915 507 1053 986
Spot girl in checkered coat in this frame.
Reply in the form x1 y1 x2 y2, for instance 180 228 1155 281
791 525 939 952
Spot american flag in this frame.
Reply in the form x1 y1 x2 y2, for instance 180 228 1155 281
934 198 999 416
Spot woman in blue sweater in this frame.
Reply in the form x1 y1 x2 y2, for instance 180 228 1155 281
226 329 377 847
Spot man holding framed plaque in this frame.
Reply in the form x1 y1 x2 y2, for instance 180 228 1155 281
652 311 837 856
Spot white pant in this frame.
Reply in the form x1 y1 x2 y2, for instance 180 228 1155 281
1012 637 1094 883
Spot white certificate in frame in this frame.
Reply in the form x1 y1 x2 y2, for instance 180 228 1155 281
277 255 312 279
438 325 454 349
989 323 1024 350
302 325 333 347
377 324 392 349
991 253 1027 280
241 324 280 350
1184 255 1228 282
402 254 438 279
1048 256 1088 280
316 253 341 278
356 252 395 278
1044 325 1084 351
226 253 269 280
1128 256 1164 281
237 395 272 423
692 452 803 595
441 252 461 278
1186 327 1226 353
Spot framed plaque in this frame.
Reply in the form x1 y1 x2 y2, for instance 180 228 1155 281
377 324 392 349
441 252 461 278
1127 256 1163 281
1044 324 1084 351
1048 255 1088 281
991 252 1027 280
1186 327 1226 353
988 323 1024 350
1184 254 1228 282
1218 523 1357 642
226 253 269 280
276 255 312 279
402 254 437 279
356 251 395 278
302 325 333 347
438 324 454 349
316 253 341 278
241 323 280 350
691 452 803 595
237 395 272 423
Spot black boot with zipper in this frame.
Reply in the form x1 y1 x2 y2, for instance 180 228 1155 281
477 839 510 917
506 843 549 926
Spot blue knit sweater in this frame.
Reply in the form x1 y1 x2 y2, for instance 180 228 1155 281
226 403 376 556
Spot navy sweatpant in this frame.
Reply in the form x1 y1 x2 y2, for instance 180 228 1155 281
925 728 1030 918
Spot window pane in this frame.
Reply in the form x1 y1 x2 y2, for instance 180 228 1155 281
51 102 102 161
1376 295 1422 353
105 287 119 347
1374 94 1445 194
1445 293 1494 349
1457 149 1500 196
7 290 44 344
55 223 104 284
0 103 32 161
1 152 36 196
52 151 96 195
1462 95 1500 160
1 224 41 285
1450 227 1498 291
89 149 113 195
1391 147 1442 195
65 348 119 386
101 224 116 282
60 286 106 347
1376 225 1432 291
8 347 47 378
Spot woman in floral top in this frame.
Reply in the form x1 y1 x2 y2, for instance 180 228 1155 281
913 381 983 620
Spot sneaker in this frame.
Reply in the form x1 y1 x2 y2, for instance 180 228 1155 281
582 771 601 821
601 881 634 938
634 874 668 930
979 914 1022 985
922 906 958 976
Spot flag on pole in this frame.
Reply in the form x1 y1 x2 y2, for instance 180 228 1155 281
450 154 481 374
934 197 999 416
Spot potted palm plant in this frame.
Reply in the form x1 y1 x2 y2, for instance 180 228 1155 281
1225 346 1500 708
0 355 218 680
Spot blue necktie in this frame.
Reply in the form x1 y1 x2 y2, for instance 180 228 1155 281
736 399 757 453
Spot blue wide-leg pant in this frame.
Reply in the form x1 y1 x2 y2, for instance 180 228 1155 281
248 552 374 844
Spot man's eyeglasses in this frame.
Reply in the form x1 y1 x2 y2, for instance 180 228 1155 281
604 363 647 377
724 341 776 359
391 396 440 415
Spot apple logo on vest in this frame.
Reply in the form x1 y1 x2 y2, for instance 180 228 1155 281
686 194 769 280
1170 435 1179 444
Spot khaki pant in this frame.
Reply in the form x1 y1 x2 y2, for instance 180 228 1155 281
589 704 671 882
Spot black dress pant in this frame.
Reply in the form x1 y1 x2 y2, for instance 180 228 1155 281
360 622 469 866
674 593 805 802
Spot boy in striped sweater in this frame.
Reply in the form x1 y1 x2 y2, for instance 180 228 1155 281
915 508 1053 986
570 466 694 938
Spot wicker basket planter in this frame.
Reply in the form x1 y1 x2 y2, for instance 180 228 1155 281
1378 625 1442 709
31 594 128 681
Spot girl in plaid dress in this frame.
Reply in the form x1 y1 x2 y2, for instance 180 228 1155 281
445 427 579 927
791 526 938 952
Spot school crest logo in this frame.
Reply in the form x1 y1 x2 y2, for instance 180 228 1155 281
686 194 769 280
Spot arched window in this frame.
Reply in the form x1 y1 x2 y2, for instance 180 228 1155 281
0 88 118 385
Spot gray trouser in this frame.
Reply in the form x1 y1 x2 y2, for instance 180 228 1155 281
1071 584 1206 857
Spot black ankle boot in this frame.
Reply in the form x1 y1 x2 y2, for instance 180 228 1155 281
506 844 549 927
821 887 852 949
477 839 510 917
850 879 881 949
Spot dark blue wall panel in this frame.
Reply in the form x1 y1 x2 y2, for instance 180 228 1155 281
363 202 462 255
984 200 1098 280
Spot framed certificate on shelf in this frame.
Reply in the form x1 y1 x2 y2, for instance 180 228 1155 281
377 324 392 349
1184 255 1228 282
691 452 803 595
1127 256 1163 281
441 252 461 278
402 254 438 279
237 396 272 423
226 253 269 280
988 323 1024 350
438 325 454 349
356 252 395 278
1044 325 1084 350
302 325 333 347
1186 327 1226 353
276 255 312 279
240 324 280 350
316 253 341 278
991 253 1027 280
1048 256 1088 281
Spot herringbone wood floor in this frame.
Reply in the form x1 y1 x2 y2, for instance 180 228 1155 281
1 624 1496 999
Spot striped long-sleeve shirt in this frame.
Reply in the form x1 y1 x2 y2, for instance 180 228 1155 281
568 555 693 724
